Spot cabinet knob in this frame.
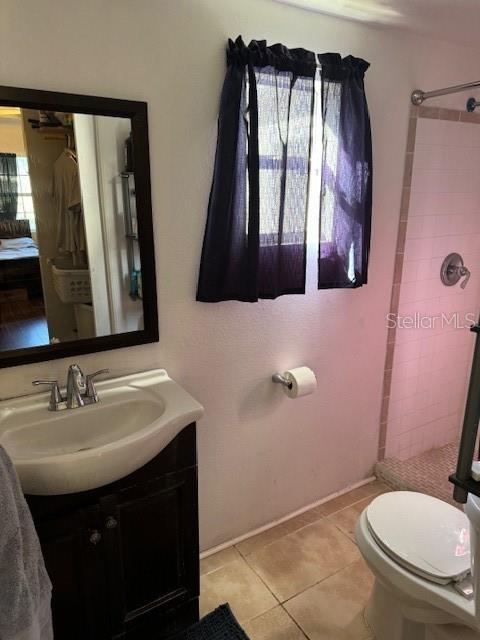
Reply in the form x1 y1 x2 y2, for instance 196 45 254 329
89 530 102 545
105 516 118 530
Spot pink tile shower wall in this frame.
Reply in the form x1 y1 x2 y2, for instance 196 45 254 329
385 115 480 460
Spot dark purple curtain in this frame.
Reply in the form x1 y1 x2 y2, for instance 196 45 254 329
197 37 316 302
318 54 372 288
0 153 18 221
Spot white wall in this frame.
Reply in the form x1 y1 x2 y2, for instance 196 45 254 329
0 118 25 155
1 0 480 550
74 113 112 337
94 116 144 334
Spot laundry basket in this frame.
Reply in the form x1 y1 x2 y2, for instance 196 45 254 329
52 265 92 304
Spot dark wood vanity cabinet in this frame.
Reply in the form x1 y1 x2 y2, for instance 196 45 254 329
26 424 199 640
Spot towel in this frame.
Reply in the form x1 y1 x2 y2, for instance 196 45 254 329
0 446 53 640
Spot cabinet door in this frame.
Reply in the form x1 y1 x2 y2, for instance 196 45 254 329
35 505 109 639
100 468 199 638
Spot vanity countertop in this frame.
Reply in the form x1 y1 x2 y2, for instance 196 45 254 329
0 369 203 495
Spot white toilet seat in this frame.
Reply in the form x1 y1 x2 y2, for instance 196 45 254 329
366 492 471 585
355 498 478 636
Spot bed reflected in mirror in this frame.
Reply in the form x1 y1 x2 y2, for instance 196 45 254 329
0 105 144 353
0 219 47 350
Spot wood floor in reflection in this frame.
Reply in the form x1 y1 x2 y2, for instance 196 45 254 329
0 295 49 350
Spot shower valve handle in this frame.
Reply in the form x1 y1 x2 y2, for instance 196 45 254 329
460 266 471 289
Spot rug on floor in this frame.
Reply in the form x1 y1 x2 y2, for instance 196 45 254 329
174 604 250 640
375 441 459 507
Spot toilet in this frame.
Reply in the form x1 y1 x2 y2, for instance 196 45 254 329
355 490 480 640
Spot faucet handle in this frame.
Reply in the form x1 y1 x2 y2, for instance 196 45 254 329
460 266 471 289
85 369 109 402
32 380 63 411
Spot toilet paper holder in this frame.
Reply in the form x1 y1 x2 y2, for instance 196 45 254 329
272 373 293 390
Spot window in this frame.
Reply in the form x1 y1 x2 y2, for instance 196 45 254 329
248 67 336 249
197 37 372 302
246 67 313 248
15 156 36 231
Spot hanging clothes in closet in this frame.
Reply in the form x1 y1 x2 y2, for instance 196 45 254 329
52 148 86 266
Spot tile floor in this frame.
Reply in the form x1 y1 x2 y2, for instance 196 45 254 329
200 480 390 640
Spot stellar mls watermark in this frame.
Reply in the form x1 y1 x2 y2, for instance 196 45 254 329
387 312 477 330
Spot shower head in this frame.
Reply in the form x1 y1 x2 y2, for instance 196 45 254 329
466 97 480 112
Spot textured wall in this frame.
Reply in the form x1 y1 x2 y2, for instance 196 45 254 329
0 0 479 549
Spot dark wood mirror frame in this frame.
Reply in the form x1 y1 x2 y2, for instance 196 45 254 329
0 85 158 368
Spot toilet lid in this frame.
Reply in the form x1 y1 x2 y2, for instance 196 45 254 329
366 492 471 585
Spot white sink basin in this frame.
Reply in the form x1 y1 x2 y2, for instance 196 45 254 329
0 369 203 495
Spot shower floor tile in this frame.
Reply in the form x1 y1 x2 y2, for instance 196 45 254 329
375 440 459 506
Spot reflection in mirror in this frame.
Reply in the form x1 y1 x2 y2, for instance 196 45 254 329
0 107 143 352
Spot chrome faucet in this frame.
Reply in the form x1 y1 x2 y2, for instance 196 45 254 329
33 365 109 411
66 364 86 409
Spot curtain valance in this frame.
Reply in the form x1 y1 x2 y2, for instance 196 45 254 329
227 36 317 76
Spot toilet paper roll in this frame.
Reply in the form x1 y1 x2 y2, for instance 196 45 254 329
283 367 317 399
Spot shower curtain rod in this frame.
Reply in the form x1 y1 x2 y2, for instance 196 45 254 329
411 80 480 105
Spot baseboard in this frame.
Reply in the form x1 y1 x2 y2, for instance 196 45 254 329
200 475 376 558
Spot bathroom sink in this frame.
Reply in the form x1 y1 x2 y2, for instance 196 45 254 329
0 369 203 495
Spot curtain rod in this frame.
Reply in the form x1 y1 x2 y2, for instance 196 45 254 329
411 80 480 105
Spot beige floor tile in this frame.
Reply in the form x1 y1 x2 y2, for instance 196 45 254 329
321 481 388 516
247 519 360 602
237 481 386 557
243 606 307 640
237 506 326 557
284 558 374 640
200 546 242 575
328 494 384 542
200 557 277 623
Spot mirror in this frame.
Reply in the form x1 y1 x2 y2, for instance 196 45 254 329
0 86 158 367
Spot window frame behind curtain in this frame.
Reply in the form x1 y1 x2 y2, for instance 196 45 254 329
250 68 315 248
